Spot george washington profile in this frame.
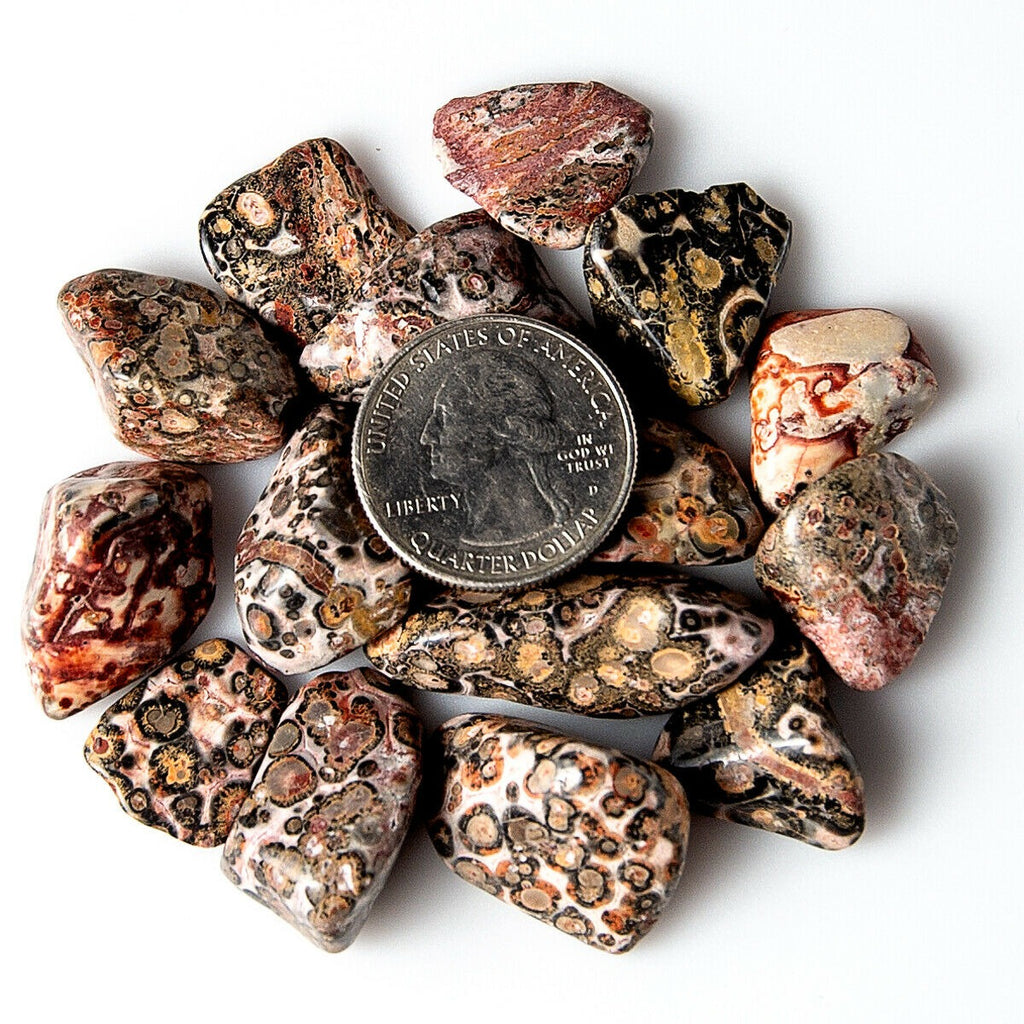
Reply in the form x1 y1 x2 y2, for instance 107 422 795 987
419 350 571 544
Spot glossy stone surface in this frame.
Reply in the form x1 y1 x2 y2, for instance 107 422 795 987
223 669 422 952
654 633 865 849
751 309 938 512
433 82 652 249
235 405 412 673
594 418 763 566
23 462 215 719
366 573 773 717
755 453 957 690
200 138 414 347
84 639 287 846
58 270 300 463
585 184 791 407
429 713 688 953
301 210 586 401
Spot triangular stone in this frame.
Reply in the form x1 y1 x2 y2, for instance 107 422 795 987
654 632 865 850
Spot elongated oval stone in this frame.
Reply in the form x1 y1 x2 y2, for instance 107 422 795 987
653 633 865 850
23 461 216 719
584 184 791 407
222 669 422 952
366 573 774 717
593 418 764 566
84 639 287 846
755 452 957 690
429 713 689 953
235 404 412 673
751 309 938 512
200 138 414 347
300 210 586 401
58 270 300 463
433 82 653 249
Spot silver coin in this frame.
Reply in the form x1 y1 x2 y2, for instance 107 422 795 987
353 314 637 590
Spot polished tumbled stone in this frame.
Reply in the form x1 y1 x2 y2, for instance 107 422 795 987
23 461 215 718
755 452 957 690
433 82 652 249
751 308 938 512
593 418 763 566
301 210 586 401
84 639 287 847
235 404 412 673
366 573 773 717
430 713 689 953
223 669 422 952
654 632 865 849
58 269 300 462
200 138 414 347
585 184 791 407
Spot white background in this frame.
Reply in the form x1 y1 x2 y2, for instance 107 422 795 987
2 2 1021 1020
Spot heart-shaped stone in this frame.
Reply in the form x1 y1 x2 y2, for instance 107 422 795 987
653 632 865 850
751 308 938 512
584 183 791 407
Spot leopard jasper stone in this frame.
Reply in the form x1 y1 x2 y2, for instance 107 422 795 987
654 632 865 850
429 713 689 953
84 639 287 847
235 404 412 673
222 669 422 952
366 572 774 717
584 183 791 407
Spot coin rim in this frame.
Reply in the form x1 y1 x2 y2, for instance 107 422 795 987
352 313 638 591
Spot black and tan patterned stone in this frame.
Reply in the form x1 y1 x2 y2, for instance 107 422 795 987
365 573 773 717
235 405 412 674
593 418 764 567
584 184 791 407
429 713 689 953
653 632 865 850
199 138 414 348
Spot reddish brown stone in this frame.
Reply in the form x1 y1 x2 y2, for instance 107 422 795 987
23 461 216 718
433 82 652 249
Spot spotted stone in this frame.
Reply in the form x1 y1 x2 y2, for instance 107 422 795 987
365 573 774 717
235 404 412 673
653 632 865 849
200 138 414 347
429 713 689 953
755 452 957 690
300 210 586 401
593 418 763 566
222 669 422 952
433 82 652 249
84 639 287 846
23 461 215 718
584 184 791 407
58 269 300 463
751 308 938 512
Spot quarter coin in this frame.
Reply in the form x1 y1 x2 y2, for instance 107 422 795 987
353 314 637 590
